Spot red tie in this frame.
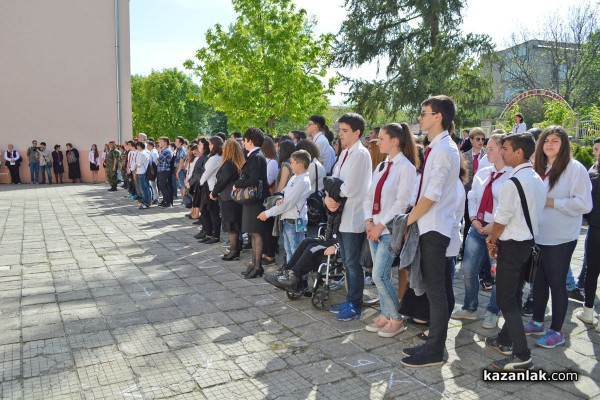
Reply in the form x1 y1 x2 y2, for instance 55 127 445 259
476 171 505 223
416 147 431 201
372 161 393 215
541 166 550 181
473 153 479 172
340 150 350 170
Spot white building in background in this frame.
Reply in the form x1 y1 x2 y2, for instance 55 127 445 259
0 0 132 183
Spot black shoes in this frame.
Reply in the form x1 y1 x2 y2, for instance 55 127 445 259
265 270 300 291
194 231 207 240
204 237 220 244
402 344 426 357
108 187 117 191
521 296 534 317
245 266 264 279
568 288 585 302
222 252 240 261
484 336 513 355
157 202 172 208
138 204 149 209
401 350 444 368
489 355 533 371
241 265 254 276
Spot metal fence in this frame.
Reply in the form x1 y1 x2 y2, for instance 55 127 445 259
575 120 600 140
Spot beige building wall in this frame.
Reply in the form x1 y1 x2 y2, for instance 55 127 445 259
0 0 132 183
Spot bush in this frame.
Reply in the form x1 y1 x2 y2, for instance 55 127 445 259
572 143 594 169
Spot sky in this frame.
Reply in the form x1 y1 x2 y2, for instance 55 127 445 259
130 0 573 104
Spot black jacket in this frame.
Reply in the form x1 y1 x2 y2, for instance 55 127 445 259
188 154 208 188
212 160 240 201
323 176 346 239
587 171 600 227
234 149 269 200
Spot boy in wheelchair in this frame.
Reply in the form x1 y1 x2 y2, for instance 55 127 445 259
265 177 345 292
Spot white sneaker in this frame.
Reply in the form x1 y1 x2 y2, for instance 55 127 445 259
482 310 499 329
451 309 478 320
576 307 595 324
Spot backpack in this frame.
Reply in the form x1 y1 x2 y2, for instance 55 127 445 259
307 163 325 226
146 160 157 181
169 149 177 174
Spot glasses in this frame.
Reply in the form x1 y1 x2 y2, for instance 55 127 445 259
419 111 438 117
473 137 484 142
306 122 316 126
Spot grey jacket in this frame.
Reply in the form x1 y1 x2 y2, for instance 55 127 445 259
387 214 424 296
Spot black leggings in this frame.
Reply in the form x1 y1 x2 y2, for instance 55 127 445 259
201 199 221 239
584 226 600 308
533 240 577 332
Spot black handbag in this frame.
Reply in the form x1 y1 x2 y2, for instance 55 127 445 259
232 180 264 205
510 177 541 283
307 163 325 226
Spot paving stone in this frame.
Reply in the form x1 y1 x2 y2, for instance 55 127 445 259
293 360 353 385
22 370 82 399
202 379 264 399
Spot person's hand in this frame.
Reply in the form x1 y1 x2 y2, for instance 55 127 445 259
486 236 498 259
275 198 283 206
545 197 554 208
481 223 493 236
325 195 340 212
367 223 385 242
209 193 216 201
257 211 268 221
232 185 236 191
324 246 336 256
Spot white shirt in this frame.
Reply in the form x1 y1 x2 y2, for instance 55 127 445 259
537 159 593 245
314 132 335 174
4 150 19 165
363 152 416 234
494 163 546 242
149 148 159 164
467 164 513 223
332 139 372 233
447 179 466 257
88 151 99 165
265 172 312 220
266 158 278 186
135 149 150 174
512 123 527 133
128 150 138 172
200 154 223 191
416 131 461 238
307 159 325 192
186 158 197 181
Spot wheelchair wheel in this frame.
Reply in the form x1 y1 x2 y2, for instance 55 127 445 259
311 287 331 310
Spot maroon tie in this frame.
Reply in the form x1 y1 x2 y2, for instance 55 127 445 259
340 151 349 169
372 161 393 215
476 171 505 223
416 147 431 201
473 153 479 172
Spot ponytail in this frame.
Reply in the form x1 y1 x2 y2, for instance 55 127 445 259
381 123 420 170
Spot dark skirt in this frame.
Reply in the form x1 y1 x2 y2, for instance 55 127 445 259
53 163 64 174
90 162 99 171
192 183 203 208
220 200 242 232
400 288 430 322
68 161 81 179
241 201 265 233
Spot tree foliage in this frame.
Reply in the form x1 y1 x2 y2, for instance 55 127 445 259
185 0 336 134
502 3 600 110
131 69 215 140
334 0 494 127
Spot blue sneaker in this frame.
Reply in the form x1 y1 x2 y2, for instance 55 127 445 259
535 329 565 348
330 301 351 314
523 320 545 336
336 305 362 321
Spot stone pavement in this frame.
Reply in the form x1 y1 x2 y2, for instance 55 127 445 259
0 184 598 400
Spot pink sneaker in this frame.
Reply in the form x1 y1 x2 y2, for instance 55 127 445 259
378 319 407 338
365 316 390 332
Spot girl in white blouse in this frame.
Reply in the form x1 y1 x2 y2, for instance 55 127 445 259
525 126 592 348
363 123 418 338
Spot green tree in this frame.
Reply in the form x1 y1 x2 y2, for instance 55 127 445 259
131 69 210 140
184 0 336 134
536 100 578 130
334 0 494 127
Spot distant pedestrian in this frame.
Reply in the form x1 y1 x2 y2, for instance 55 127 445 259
89 144 100 183
4 144 21 184
66 143 81 183
51 145 64 184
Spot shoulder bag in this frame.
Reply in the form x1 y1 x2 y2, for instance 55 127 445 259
307 162 325 226
510 177 541 283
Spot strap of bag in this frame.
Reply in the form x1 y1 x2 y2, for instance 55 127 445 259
314 162 319 196
509 177 535 241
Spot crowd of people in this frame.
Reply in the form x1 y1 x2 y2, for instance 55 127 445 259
5 95 599 374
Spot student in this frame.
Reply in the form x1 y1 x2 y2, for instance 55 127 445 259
307 115 335 174
525 126 592 348
325 113 372 321
400 95 461 368
157 137 174 207
363 123 417 337
484 132 546 371
258 150 312 263
511 113 527 133
135 141 152 209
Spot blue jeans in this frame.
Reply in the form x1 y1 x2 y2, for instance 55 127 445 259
137 173 151 206
29 162 39 183
282 220 306 263
461 227 496 312
566 266 577 291
369 234 399 319
40 164 52 184
177 170 186 190
338 231 366 308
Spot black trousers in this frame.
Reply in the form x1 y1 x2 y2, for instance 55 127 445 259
584 226 600 308
157 172 173 205
289 237 337 277
420 231 451 358
7 164 20 183
496 239 534 360
201 199 221 239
